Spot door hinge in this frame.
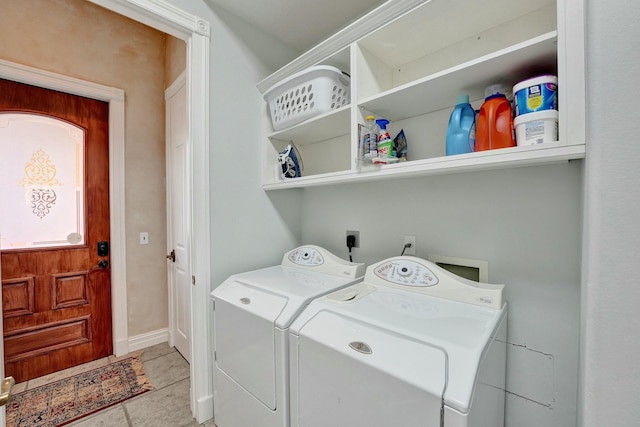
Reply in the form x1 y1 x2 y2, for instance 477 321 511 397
192 275 196 285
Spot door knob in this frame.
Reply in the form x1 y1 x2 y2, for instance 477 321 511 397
167 249 176 262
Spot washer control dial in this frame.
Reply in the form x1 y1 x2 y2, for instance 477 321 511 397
374 259 438 287
287 247 324 266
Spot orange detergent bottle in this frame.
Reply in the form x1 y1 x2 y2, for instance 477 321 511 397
475 93 515 151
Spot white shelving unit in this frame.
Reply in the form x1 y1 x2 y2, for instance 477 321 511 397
257 0 585 190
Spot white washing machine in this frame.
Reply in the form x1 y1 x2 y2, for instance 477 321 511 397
211 245 366 427
289 256 507 427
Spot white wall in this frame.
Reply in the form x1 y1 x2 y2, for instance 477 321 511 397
161 0 302 286
301 163 583 426
204 5 303 286
580 1 640 426
159 2 303 418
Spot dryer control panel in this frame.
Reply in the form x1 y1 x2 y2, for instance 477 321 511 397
282 245 366 279
374 259 438 287
287 247 324 266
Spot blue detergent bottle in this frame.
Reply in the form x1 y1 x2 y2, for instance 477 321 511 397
446 95 476 155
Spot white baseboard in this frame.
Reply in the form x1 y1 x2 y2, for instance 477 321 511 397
127 327 211 422
195 393 214 424
114 338 130 357
127 328 170 353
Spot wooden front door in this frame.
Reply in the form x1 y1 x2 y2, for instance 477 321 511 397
0 78 112 383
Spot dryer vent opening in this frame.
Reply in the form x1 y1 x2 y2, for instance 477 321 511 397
436 263 481 282
428 254 489 283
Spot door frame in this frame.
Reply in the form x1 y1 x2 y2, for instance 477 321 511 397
87 1 212 422
0 1 212 422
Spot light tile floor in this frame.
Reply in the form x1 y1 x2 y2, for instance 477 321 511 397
13 343 216 427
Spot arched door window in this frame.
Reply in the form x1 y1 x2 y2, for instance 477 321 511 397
0 113 85 250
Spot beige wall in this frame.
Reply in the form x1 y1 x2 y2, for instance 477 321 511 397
165 36 187 88
0 0 176 336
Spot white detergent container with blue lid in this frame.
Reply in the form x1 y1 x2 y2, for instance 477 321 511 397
513 75 558 116
210 245 365 427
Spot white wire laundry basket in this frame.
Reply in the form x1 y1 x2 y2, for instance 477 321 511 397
263 65 350 131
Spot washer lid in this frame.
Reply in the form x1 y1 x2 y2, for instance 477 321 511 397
213 265 363 328
290 283 506 414
213 282 287 409
299 309 447 395
294 310 446 426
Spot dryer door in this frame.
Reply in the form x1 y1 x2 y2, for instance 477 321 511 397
293 311 447 427
213 281 287 409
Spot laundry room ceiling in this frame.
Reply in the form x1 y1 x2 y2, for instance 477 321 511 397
207 0 387 52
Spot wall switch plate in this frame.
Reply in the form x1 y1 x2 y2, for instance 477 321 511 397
140 232 149 245
404 235 416 255
346 230 360 248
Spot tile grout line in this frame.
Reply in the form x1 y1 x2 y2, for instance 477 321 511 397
140 348 179 364
123 401 135 427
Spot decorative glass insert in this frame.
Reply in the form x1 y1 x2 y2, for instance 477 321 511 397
0 113 85 250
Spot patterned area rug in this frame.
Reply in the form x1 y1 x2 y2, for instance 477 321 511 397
6 353 153 427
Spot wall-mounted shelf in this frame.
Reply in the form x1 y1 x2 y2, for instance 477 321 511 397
267 106 350 146
358 33 557 122
258 0 585 191
262 143 584 190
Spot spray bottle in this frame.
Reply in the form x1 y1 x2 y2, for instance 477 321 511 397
375 119 392 158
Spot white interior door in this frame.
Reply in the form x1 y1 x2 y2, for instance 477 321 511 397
166 72 191 363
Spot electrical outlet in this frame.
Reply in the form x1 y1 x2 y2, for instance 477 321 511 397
404 235 416 255
346 230 360 248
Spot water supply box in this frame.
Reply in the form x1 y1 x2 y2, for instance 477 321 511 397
263 65 350 131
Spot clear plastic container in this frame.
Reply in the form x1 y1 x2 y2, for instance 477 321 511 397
360 115 378 159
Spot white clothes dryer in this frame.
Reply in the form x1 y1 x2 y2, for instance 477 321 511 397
211 245 365 427
289 256 507 427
